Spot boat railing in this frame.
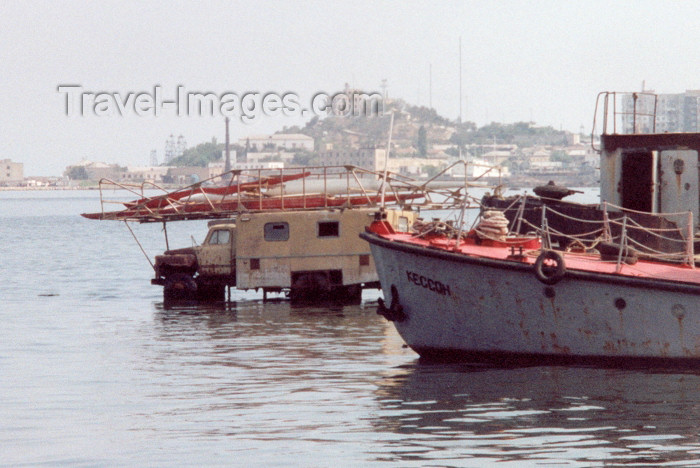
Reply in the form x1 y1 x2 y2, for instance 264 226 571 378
591 91 658 151
506 197 695 268
89 163 485 223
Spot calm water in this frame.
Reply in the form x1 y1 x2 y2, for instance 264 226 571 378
4 189 700 466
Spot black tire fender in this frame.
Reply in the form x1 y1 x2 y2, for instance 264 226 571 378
533 250 566 285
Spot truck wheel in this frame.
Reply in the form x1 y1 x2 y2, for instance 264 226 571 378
342 285 362 304
196 279 226 302
164 273 197 300
290 272 330 303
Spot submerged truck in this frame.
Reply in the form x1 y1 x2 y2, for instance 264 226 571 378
151 207 417 302
81 164 470 304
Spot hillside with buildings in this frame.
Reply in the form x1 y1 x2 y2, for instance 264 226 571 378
56 94 598 188
10 88 700 189
35 87 700 189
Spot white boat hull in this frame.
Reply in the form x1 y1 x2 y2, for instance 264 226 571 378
364 233 700 363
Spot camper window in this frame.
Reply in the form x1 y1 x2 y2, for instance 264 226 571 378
318 221 339 237
264 222 290 241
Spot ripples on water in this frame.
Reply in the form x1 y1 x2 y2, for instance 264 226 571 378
4 189 700 466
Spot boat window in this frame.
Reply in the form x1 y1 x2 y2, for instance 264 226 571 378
264 222 289 241
397 216 409 232
208 229 231 245
318 221 339 237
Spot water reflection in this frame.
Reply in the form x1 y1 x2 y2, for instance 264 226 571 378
10 189 700 466
146 299 700 465
374 362 700 465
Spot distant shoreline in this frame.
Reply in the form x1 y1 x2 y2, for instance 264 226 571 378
0 186 101 191
1 175 599 192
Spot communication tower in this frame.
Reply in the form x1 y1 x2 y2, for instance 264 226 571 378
176 135 187 158
164 134 175 163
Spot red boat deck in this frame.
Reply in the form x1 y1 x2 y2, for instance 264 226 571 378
379 230 700 287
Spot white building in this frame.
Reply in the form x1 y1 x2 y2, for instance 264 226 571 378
384 157 450 177
238 134 314 152
208 160 284 178
447 158 510 179
244 151 295 164
0 159 23 184
481 150 512 166
119 166 172 183
621 90 700 133
320 147 385 172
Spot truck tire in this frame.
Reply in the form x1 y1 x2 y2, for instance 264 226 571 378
342 285 362 304
196 279 226 302
164 273 197 300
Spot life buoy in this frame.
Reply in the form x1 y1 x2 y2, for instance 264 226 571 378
533 250 566 285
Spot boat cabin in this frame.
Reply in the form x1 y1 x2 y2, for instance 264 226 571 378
595 92 700 236
600 133 700 235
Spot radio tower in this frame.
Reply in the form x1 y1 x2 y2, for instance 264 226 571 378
149 149 158 166
176 135 187 158
164 134 175 163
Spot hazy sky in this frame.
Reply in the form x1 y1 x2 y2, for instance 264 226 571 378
3 0 700 175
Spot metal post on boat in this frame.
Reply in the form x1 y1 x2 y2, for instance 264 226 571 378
124 221 155 270
346 167 350 201
380 111 395 208
453 197 468 251
540 205 552 249
236 169 242 211
601 93 609 135
279 167 285 210
162 221 170 251
323 166 328 209
302 168 307 209
687 211 695 268
99 179 105 216
616 216 628 273
514 194 527 233
602 201 611 242
612 92 617 134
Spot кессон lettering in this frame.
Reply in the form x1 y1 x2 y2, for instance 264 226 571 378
405 271 451 296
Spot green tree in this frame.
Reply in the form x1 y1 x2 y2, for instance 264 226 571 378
66 166 88 180
168 139 223 167
423 164 441 178
291 150 319 166
550 150 571 164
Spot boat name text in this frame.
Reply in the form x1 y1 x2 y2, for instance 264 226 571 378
406 271 452 296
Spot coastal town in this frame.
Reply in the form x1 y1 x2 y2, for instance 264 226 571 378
7 88 700 191
3 91 602 190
